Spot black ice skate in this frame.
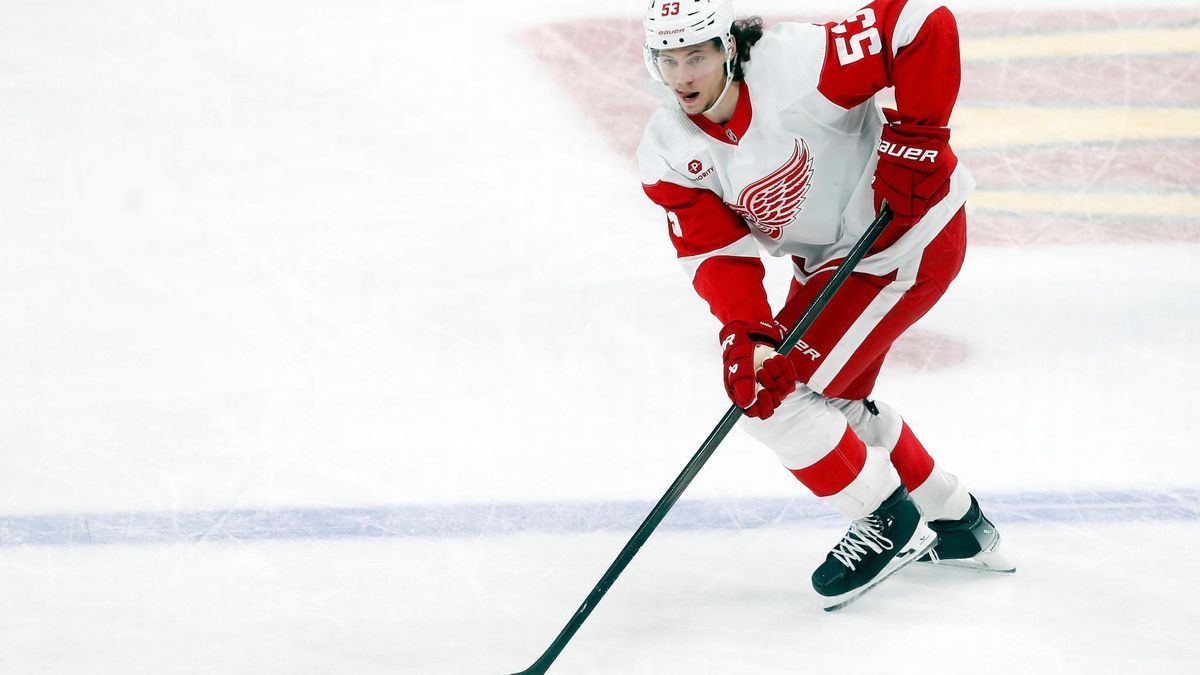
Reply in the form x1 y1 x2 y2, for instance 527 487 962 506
812 486 936 612
919 494 1015 573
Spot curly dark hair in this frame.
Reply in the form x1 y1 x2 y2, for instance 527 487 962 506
728 17 765 81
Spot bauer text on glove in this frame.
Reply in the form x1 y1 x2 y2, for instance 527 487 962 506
872 110 956 222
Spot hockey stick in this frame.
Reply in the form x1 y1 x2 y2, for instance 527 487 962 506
511 205 894 675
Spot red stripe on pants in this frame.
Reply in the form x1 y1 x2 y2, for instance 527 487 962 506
775 208 967 400
790 426 867 497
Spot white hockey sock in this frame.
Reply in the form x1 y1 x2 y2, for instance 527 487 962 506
909 465 971 521
822 445 902 521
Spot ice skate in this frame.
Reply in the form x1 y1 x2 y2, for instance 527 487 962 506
919 494 1015 573
812 486 936 612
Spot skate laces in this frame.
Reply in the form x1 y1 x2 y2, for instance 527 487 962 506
831 515 894 570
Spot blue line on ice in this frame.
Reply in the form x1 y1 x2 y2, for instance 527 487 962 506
2 488 1197 547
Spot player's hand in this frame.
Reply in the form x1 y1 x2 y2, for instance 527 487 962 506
719 320 797 420
750 346 799 419
872 110 954 222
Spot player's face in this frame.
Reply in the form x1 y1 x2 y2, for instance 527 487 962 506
653 41 729 115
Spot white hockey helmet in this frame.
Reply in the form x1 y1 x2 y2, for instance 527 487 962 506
642 0 735 84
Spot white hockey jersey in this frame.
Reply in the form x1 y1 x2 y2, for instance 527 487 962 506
637 0 973 328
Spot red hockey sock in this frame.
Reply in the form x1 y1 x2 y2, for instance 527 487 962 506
889 422 935 491
790 426 868 497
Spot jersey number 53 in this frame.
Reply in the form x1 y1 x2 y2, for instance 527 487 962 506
830 9 882 66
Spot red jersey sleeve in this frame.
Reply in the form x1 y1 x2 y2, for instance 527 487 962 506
642 180 774 327
816 0 961 126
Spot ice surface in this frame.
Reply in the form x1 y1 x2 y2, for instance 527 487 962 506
1 0 1198 673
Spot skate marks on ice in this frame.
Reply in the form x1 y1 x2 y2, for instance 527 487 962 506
3 487 1197 547
523 8 1200 244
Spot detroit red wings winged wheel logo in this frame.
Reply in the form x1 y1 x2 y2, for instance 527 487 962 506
728 139 815 240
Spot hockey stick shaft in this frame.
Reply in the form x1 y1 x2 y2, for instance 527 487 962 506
511 205 893 675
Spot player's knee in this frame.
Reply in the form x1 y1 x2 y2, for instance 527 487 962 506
829 397 903 449
741 386 820 439
742 388 849 467
829 398 872 430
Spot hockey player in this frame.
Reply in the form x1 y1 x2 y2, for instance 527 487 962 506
638 0 1013 610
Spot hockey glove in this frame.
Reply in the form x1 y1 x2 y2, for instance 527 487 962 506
873 110 954 223
719 320 799 420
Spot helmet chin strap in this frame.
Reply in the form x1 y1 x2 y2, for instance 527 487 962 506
701 44 736 116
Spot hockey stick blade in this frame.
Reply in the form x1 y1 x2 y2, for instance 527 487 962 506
510 205 894 675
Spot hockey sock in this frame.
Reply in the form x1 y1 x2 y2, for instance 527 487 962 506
910 467 971 521
791 425 901 520
889 421 970 521
889 422 934 490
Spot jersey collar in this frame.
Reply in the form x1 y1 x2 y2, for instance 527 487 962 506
688 81 752 146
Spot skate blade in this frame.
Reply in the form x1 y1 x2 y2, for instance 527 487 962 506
821 523 937 612
920 548 1015 573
